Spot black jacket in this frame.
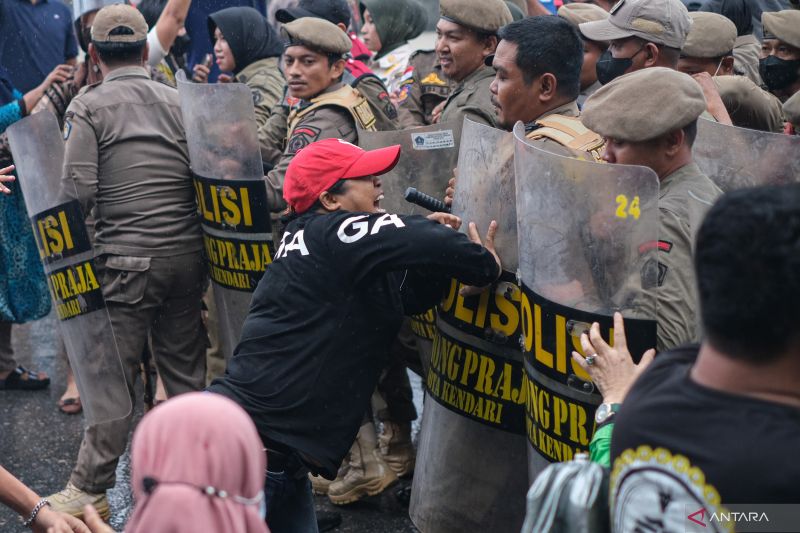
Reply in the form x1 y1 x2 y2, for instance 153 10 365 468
209 210 498 477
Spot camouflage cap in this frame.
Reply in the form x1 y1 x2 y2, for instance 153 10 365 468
579 0 691 49
440 0 513 34
762 10 800 49
784 91 800 127
91 4 148 43
280 17 352 55
558 3 609 29
681 12 736 59
581 67 706 142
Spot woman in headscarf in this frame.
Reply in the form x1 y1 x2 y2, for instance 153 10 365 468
193 6 285 157
359 0 427 93
83 392 269 533
0 64 70 393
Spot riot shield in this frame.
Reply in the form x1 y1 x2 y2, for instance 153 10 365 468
410 119 528 533
693 118 800 192
359 120 462 215
513 123 659 484
177 77 273 362
360 121 463 369
7 111 131 425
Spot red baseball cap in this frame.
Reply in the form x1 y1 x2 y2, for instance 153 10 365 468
283 138 401 214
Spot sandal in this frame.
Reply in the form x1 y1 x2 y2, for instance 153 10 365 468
0 365 51 390
58 396 83 415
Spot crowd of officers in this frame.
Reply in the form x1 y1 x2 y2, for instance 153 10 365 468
13 0 800 528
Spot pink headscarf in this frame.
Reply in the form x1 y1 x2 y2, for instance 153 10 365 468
125 392 268 533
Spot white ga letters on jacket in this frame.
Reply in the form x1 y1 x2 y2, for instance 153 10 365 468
337 214 405 243
275 214 406 260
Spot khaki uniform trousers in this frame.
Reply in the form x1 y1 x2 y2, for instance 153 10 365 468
70 251 207 493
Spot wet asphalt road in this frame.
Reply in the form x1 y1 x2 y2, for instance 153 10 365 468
0 312 421 532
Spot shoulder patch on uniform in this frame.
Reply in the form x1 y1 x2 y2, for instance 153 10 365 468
420 72 447 86
638 240 673 254
657 261 668 287
641 257 658 290
396 82 413 104
287 126 322 154
378 91 398 120
398 67 415 83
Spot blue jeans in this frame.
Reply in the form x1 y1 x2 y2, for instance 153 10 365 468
264 468 318 533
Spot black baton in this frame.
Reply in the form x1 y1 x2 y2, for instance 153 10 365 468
404 187 451 213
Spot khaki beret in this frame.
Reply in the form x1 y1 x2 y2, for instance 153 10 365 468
440 0 513 34
579 0 691 50
762 10 800 49
681 12 736 59
784 91 800 127
281 17 352 55
91 4 148 43
558 3 609 29
581 67 706 142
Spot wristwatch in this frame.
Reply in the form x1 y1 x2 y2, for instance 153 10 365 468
595 402 621 425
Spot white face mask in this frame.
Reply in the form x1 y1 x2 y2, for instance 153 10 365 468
712 58 724 77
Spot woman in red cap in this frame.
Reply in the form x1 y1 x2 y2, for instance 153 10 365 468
208 138 501 532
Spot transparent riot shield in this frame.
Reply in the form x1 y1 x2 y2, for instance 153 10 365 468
360 121 463 368
513 123 659 485
359 120 462 215
693 118 800 192
177 76 272 362
452 119 517 269
7 111 131 425
410 119 528 533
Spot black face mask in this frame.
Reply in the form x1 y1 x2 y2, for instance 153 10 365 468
759 56 800 92
595 46 644 85
170 33 191 59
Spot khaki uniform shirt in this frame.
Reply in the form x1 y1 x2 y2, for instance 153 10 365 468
578 81 601 108
714 75 784 132
439 64 499 128
265 82 362 212
259 72 398 169
653 162 722 351
733 34 764 87
397 50 451 128
236 57 285 164
62 66 201 257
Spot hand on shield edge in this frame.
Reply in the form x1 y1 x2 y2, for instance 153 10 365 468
0 165 16 194
192 63 210 84
460 220 501 296
444 175 456 207
571 312 656 404
427 212 461 229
